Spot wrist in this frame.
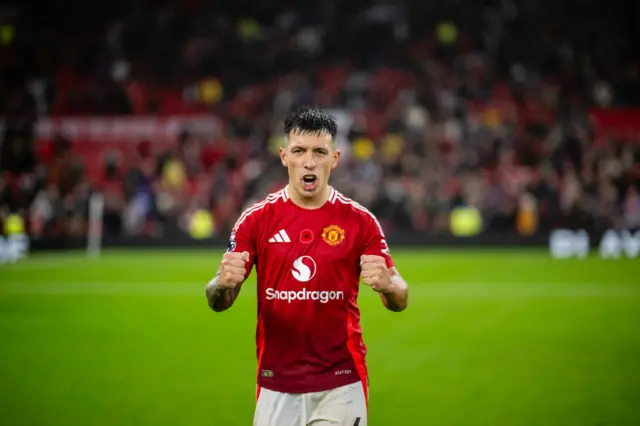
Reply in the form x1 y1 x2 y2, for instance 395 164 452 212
206 274 221 293
380 276 395 294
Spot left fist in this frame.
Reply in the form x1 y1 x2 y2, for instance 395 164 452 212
360 255 392 293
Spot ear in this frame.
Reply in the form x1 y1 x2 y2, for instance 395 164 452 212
279 146 288 167
331 149 341 170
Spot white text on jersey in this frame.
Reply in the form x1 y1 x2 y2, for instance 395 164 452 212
265 288 345 303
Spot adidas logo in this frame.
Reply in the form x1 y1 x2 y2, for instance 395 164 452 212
269 230 291 243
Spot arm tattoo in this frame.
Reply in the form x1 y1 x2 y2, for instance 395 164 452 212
205 274 241 312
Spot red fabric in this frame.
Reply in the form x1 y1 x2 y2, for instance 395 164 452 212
228 187 391 393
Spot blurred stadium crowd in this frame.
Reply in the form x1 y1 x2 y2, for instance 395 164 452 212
1 0 639 241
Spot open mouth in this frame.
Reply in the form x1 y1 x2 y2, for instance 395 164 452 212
302 174 318 191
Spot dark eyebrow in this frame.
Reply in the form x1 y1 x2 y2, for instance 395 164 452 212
289 145 330 152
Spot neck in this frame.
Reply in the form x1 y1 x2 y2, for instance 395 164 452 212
287 184 330 210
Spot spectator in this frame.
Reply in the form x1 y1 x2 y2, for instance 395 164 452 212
0 0 638 241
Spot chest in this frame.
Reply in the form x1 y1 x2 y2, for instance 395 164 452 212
256 213 362 282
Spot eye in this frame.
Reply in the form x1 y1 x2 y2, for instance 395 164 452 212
315 149 328 155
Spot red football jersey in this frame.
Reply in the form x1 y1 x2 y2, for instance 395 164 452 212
227 186 394 395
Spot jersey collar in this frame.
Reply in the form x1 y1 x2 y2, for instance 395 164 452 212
283 185 337 204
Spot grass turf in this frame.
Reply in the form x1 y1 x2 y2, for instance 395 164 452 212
0 249 638 426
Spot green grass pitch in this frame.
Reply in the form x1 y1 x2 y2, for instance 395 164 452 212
0 248 638 426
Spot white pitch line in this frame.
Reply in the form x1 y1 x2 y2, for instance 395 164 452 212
0 258 81 271
0 281 203 296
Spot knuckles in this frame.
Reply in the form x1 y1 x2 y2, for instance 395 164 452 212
221 258 245 268
223 252 245 261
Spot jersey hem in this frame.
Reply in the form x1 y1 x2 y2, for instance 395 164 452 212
257 374 362 394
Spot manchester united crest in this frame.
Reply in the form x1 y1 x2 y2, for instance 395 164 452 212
321 225 345 246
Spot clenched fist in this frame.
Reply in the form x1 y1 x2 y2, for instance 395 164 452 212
360 255 392 293
218 251 250 289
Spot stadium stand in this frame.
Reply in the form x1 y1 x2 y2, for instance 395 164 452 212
1 0 639 243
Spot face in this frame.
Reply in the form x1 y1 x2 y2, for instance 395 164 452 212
280 130 340 200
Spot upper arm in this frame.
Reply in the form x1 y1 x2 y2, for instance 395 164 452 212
362 213 394 269
361 212 407 287
227 211 259 280
360 212 408 310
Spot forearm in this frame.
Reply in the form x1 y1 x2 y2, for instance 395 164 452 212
205 275 238 312
380 274 409 312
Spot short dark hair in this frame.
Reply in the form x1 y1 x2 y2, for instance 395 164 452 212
284 107 338 140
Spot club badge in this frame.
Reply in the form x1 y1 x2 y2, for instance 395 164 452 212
322 225 345 246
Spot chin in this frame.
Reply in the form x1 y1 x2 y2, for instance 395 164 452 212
300 188 318 197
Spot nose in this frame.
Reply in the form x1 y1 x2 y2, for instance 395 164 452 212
303 152 316 170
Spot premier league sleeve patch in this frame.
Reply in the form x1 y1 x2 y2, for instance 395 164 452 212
227 231 237 252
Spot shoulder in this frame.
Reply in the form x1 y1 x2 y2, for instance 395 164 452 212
331 189 386 235
232 188 288 232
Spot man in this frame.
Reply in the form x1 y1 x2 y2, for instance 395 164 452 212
205 108 409 426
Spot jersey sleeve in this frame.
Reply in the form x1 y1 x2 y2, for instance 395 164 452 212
362 213 395 269
227 209 258 279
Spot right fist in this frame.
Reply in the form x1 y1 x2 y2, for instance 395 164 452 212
218 251 250 289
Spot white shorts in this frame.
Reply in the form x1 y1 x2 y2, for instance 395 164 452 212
253 381 368 426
